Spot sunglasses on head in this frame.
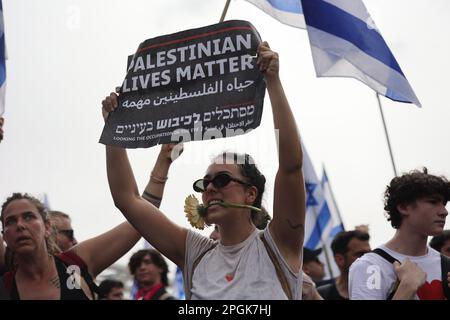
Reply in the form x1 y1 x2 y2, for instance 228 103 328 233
193 172 251 193
58 229 74 240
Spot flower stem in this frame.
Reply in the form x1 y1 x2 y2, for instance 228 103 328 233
203 201 261 212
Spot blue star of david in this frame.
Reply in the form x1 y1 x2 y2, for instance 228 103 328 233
305 183 318 207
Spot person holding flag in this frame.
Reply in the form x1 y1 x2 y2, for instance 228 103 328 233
103 41 306 299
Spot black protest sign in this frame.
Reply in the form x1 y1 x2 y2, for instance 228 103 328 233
99 20 266 148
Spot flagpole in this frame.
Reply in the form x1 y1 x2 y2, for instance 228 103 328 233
220 0 232 22
321 239 335 279
376 93 398 177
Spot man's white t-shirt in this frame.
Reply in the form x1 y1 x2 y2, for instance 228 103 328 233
183 224 302 300
349 245 445 300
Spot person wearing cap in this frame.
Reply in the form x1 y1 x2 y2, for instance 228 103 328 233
302 247 325 285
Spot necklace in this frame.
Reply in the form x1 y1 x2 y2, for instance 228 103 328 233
222 234 255 282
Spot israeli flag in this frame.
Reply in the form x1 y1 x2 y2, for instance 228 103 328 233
0 0 6 116
303 145 339 250
303 144 344 278
243 0 305 29
301 0 421 107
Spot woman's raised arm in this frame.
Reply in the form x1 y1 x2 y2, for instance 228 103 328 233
258 42 305 272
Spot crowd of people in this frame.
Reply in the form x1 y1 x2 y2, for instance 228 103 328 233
0 42 449 300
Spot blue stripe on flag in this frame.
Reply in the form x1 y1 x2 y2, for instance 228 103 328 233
301 0 403 76
329 223 344 239
267 0 303 14
385 89 410 103
321 167 345 232
305 202 331 249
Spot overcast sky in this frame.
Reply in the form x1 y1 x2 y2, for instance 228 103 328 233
1 0 449 269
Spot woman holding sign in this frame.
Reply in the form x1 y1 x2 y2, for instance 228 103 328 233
103 42 305 299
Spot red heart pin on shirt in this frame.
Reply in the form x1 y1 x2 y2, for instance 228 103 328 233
225 274 234 282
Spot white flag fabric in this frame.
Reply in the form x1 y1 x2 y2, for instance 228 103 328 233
243 0 305 29
301 0 421 107
0 0 6 116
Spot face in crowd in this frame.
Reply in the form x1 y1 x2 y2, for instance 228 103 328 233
195 153 264 227
49 212 77 251
1 195 52 257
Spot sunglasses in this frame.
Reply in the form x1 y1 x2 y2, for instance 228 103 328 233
58 229 74 241
193 172 251 193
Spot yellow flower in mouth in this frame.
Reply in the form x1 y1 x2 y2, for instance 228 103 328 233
184 194 206 230
184 195 261 229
